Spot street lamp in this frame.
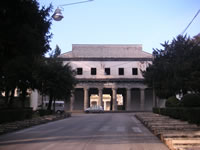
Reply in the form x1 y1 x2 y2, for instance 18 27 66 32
52 0 94 21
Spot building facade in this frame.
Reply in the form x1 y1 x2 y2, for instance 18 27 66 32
59 44 158 112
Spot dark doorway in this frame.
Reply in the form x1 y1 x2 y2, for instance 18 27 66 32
131 88 140 111
74 88 84 110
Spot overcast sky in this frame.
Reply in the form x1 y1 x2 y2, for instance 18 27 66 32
38 0 200 54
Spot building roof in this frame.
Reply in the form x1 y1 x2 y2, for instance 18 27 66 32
59 44 152 59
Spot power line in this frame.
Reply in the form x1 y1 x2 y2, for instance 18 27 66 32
181 9 200 35
59 0 93 7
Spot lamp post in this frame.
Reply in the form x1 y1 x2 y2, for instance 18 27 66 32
52 0 94 21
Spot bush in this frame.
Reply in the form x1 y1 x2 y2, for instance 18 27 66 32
0 108 33 123
152 107 160 114
180 94 200 107
152 107 200 125
186 108 200 124
37 109 53 116
165 96 180 107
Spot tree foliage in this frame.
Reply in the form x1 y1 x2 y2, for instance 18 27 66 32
0 0 52 107
0 1 76 111
35 46 76 111
143 34 200 99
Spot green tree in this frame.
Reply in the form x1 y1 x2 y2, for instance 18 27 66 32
36 46 76 111
0 0 52 107
143 35 200 99
186 34 200 92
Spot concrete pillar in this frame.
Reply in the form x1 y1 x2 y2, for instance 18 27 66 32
140 88 145 111
30 90 39 111
112 88 117 111
70 92 75 111
84 88 89 110
98 88 103 107
126 88 131 111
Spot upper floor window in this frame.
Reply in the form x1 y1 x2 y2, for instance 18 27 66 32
118 68 124 75
91 68 96 75
76 68 83 75
105 68 110 75
132 68 138 75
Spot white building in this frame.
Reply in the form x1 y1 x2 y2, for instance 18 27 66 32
58 44 159 112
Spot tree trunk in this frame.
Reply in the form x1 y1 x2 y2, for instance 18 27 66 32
47 95 53 110
21 89 27 108
53 98 56 112
5 89 10 107
8 89 15 108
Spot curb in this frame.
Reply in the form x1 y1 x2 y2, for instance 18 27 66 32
0 112 71 135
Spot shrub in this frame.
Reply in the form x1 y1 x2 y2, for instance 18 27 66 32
152 107 160 114
180 94 200 107
165 96 180 107
37 109 53 116
152 107 200 125
0 108 33 123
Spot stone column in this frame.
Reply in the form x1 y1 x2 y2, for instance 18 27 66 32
126 88 131 111
70 92 75 112
140 88 145 111
98 88 103 106
84 88 89 110
112 88 117 111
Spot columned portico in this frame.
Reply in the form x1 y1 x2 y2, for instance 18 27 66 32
69 85 156 111
68 79 162 112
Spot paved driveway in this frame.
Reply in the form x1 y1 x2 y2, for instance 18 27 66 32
0 113 169 150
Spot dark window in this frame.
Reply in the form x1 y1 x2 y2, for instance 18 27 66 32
105 68 110 75
132 68 138 75
119 68 124 75
76 68 83 75
91 68 96 75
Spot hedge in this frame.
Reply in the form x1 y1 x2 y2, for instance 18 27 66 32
37 109 53 116
165 96 180 107
0 108 33 124
153 107 200 125
180 94 200 107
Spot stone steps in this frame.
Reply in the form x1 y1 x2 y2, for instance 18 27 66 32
135 112 200 150
166 138 200 150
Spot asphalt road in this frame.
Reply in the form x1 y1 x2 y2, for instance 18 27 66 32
0 113 169 150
